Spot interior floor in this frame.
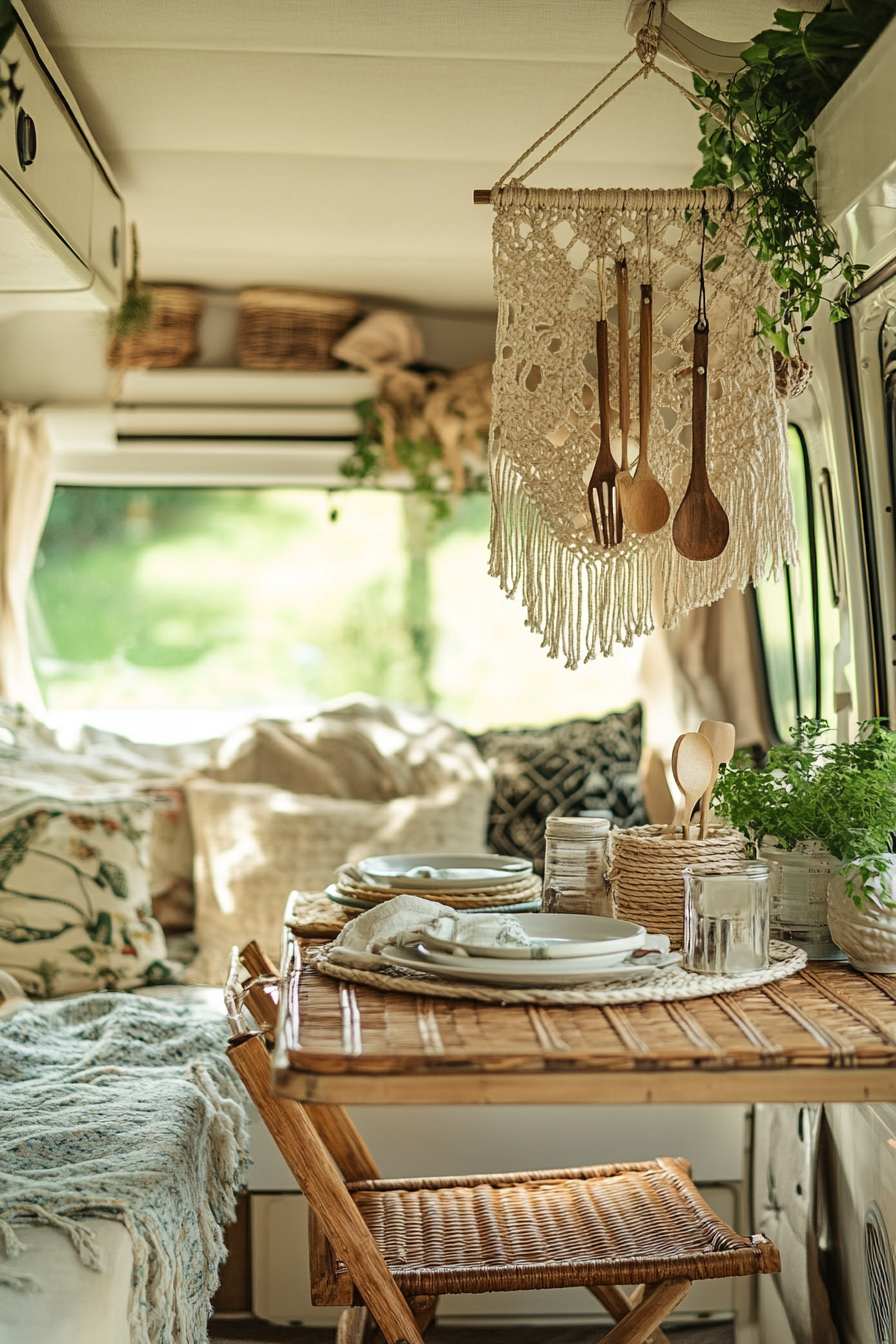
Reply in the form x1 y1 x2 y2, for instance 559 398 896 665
209 1319 735 1343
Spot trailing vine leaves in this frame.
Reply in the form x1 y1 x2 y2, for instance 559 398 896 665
340 399 454 523
712 717 896 863
107 223 155 340
691 3 896 355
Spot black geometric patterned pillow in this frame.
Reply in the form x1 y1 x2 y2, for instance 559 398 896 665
473 705 646 873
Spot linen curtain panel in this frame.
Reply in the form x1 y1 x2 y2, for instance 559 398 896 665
0 406 53 713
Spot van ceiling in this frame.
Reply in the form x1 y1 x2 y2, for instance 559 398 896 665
28 1 779 309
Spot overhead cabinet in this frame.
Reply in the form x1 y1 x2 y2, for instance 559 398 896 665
0 10 123 304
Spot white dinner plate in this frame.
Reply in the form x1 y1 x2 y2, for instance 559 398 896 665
420 913 646 962
355 853 533 891
418 942 632 972
380 943 676 987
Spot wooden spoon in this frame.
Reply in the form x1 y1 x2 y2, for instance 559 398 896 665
614 257 630 541
616 283 670 535
672 319 729 561
697 719 736 840
587 314 621 547
661 735 686 837
671 731 715 841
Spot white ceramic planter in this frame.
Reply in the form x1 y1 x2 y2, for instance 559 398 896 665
759 840 845 961
828 857 896 973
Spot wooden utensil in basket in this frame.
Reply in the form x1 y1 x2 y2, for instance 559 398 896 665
697 719 736 840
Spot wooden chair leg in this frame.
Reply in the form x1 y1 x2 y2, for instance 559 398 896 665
369 1296 437 1344
337 1306 373 1344
227 1032 423 1344
600 1279 691 1344
589 1283 672 1344
237 943 381 1183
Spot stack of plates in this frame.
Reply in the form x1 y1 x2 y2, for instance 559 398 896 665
378 913 671 987
325 852 543 912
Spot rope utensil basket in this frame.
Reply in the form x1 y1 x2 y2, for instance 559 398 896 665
237 288 361 370
106 285 203 368
482 21 798 665
608 824 747 950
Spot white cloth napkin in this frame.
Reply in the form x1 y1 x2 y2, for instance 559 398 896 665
328 893 531 967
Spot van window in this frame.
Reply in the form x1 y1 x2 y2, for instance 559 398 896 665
28 485 653 734
753 425 840 735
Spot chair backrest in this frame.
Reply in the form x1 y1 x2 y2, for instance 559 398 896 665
225 945 421 1343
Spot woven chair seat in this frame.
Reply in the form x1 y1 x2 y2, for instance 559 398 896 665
343 1157 778 1297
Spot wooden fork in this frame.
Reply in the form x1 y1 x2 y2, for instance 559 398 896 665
587 315 621 547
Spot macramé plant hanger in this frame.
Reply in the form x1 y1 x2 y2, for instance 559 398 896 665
476 18 798 667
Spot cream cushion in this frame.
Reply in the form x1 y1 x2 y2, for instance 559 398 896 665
185 778 491 983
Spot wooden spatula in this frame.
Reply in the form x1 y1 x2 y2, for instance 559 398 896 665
616 283 670 536
697 719 736 839
614 257 630 541
672 318 729 562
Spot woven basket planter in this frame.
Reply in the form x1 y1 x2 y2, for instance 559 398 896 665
106 285 203 369
237 287 361 370
608 824 747 949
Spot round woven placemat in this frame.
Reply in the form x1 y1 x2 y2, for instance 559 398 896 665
333 868 543 909
307 939 806 1006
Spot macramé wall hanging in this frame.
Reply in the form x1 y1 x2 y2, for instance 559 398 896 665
476 22 798 668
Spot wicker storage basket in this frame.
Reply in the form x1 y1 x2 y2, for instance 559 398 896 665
237 288 361 370
608 824 747 949
106 285 203 369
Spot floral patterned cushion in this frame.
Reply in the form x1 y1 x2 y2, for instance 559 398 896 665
473 705 646 873
0 796 178 998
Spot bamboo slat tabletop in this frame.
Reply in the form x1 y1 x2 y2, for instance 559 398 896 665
272 931 896 1106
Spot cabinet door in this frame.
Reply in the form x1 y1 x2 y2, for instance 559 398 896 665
90 167 124 299
0 29 94 262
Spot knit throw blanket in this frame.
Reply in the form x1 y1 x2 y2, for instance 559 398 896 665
0 993 249 1344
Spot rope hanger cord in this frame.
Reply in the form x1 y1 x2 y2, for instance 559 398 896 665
494 14 710 194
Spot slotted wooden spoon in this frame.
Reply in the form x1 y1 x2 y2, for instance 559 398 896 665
672 318 729 561
616 283 670 536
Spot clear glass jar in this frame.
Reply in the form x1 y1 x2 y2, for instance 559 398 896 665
760 841 845 961
542 815 610 916
682 861 771 975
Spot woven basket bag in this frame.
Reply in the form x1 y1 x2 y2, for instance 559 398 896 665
608 824 747 949
237 287 361 370
106 285 203 369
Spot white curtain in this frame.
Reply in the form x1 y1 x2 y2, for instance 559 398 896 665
0 406 54 713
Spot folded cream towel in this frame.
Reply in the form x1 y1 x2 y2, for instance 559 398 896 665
328 893 531 967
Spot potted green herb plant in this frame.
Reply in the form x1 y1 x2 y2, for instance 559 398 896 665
711 718 896 963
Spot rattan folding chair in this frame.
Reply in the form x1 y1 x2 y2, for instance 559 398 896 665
226 943 779 1344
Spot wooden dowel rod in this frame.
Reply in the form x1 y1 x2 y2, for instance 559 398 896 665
227 1033 422 1344
473 190 493 204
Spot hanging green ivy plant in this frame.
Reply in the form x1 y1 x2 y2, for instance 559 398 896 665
340 399 460 523
107 223 155 341
692 2 896 355
340 362 492 521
